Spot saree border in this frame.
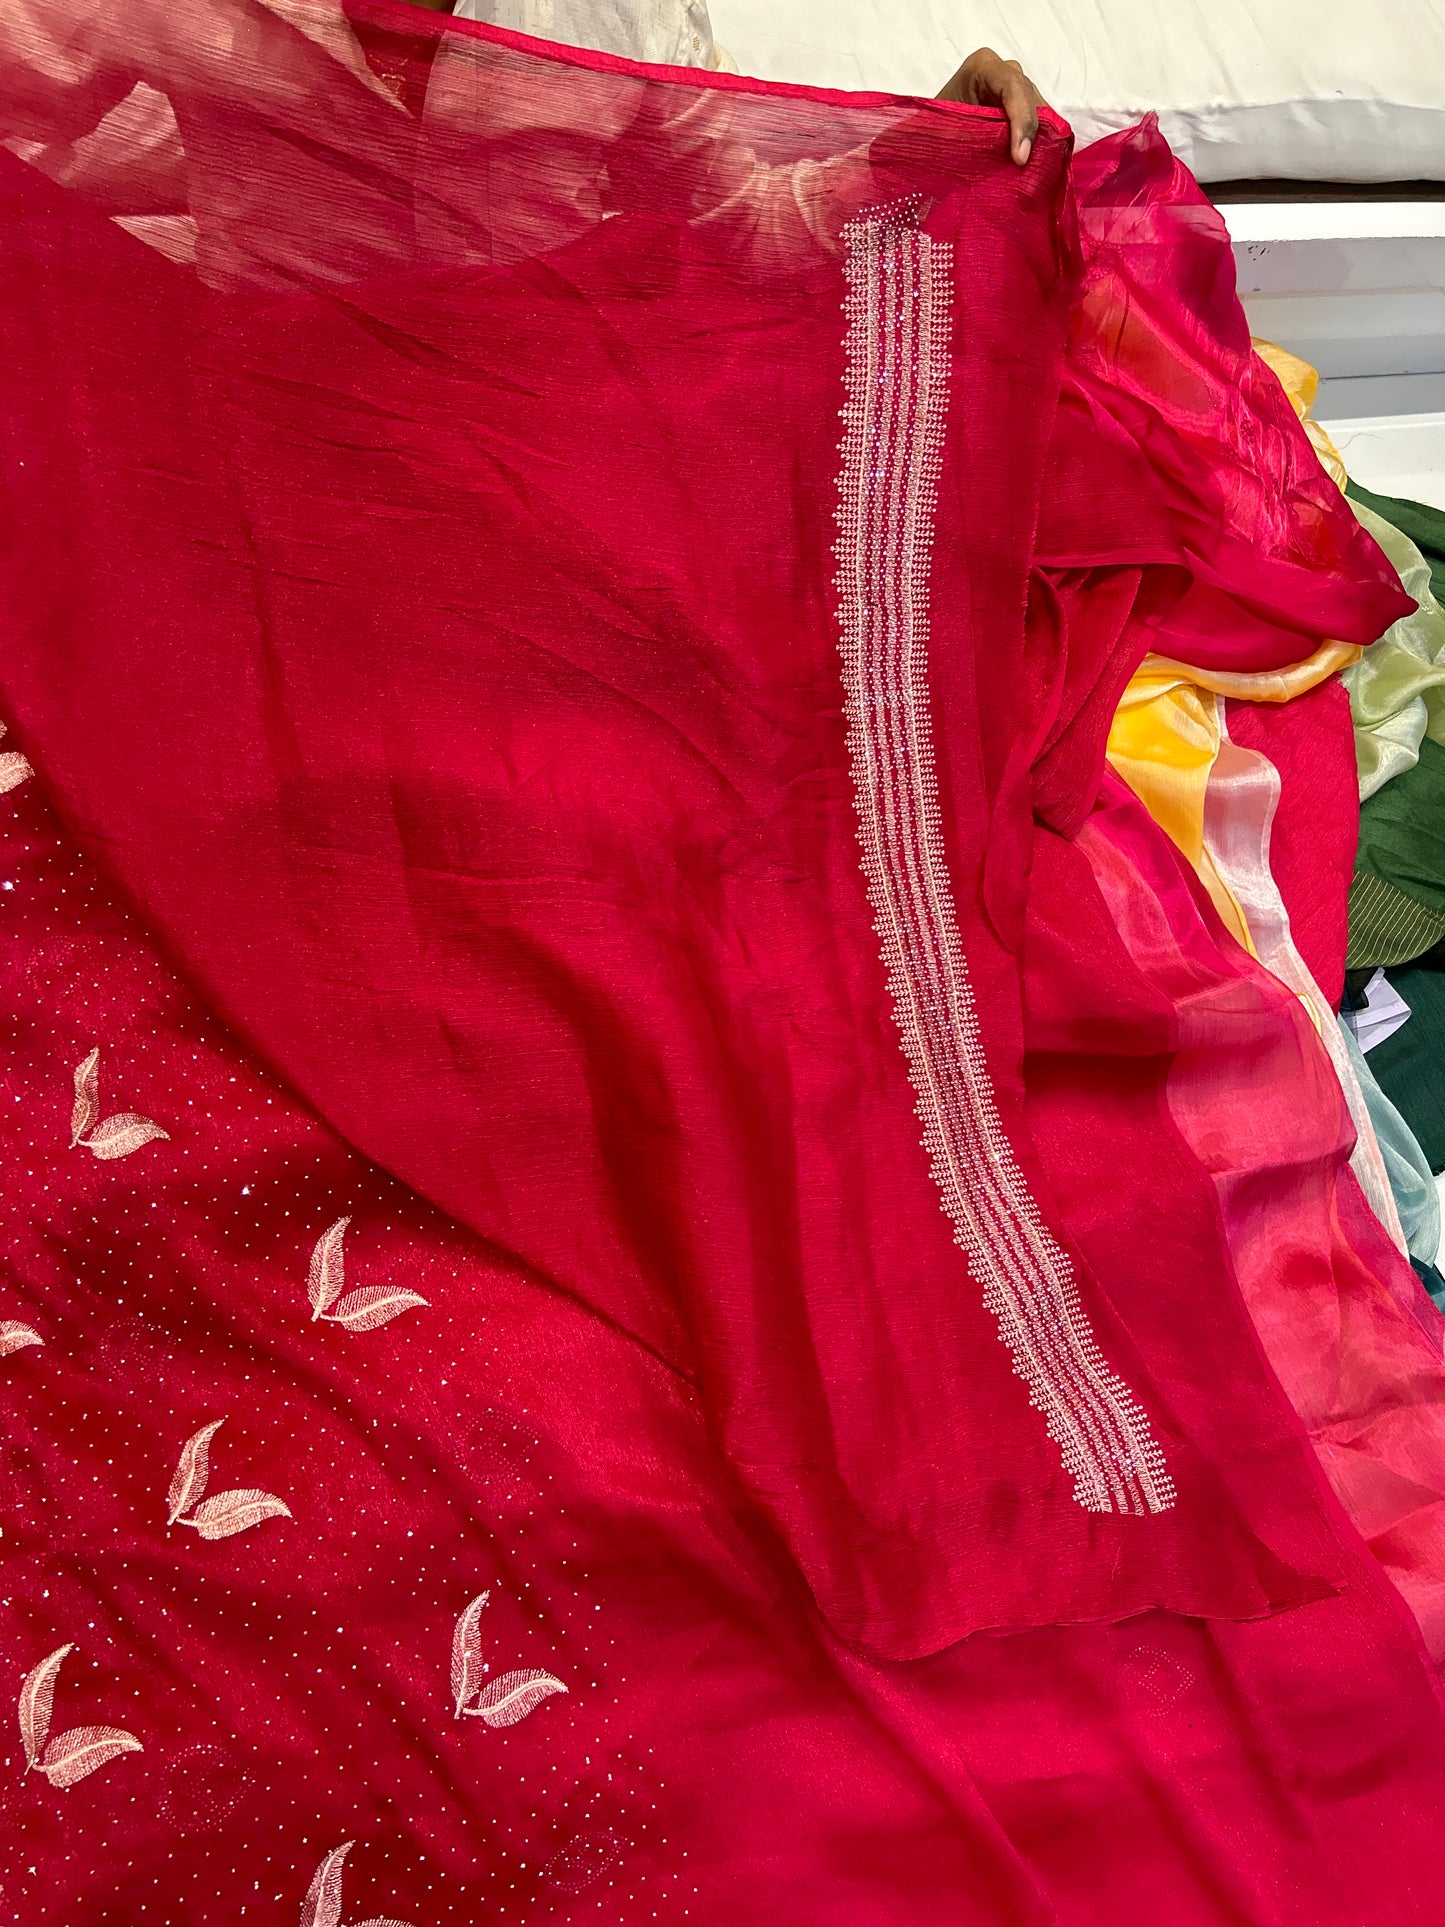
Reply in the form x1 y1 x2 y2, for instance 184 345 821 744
832 199 1175 1518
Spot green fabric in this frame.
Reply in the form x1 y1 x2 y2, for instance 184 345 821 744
1341 498 1445 801
1347 480 1445 610
1348 870 1445 970
1411 1257 1445 1316
1350 736 1445 968
1371 964 1445 1175
1339 1017 1440 1265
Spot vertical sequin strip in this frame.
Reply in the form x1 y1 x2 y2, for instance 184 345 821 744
833 202 1175 1517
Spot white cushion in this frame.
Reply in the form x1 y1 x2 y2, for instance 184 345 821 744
454 0 722 68
710 0 1445 182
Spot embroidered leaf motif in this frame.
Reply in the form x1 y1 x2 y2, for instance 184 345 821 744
309 1219 429 1335
83 1112 170 1160
451 1591 490 1719
298 1840 414 1927
464 1669 568 1729
186 1488 292 1540
168 1418 224 1525
0 1321 43 1357
308 1217 351 1319
19 1643 72 1769
327 1286 429 1333
0 750 32 793
70 1052 168 1158
70 1050 99 1148
301 1841 352 1927
18 1645 141 1790
41 1723 142 1788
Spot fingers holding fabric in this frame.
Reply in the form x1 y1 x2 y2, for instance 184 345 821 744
937 47 1045 164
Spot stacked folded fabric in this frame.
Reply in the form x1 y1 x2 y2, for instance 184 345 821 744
1329 488 1445 1239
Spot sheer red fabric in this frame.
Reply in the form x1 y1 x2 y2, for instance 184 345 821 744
1077 767 1445 1659
1067 119 1410 675
3 763 1444 1921
1227 684 1362 1007
0 0 1372 1660
1 5 1443 1919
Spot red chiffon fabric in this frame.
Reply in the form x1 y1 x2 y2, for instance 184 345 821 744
1066 120 1410 676
0 4 1375 1660
1 4 1444 1919
1077 770 1445 1658
1227 685 1362 1008
5 692 1445 1925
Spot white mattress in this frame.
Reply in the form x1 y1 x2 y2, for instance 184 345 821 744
710 0 1445 183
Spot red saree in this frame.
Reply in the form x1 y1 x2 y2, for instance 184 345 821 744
1 4 1442 1920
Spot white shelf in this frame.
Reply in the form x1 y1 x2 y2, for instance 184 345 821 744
1328 413 1445 512
1223 202 1445 501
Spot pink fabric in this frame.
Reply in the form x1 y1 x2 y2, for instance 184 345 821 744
1067 120 1412 678
1058 124 1386 1016
1078 770 1445 1659
5 723 1445 1923
0 4 1372 1661
1 5 1443 1917
1227 685 1362 1009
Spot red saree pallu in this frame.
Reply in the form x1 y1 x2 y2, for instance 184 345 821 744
1 3 1444 1919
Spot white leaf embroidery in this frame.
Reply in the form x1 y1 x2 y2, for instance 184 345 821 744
185 1488 292 1540
327 1286 429 1333
70 1049 169 1159
18 1643 72 1769
0 750 32 793
450 1591 490 1719
70 1050 99 1148
308 1217 351 1319
302 1841 352 1927
0 1321 43 1357
41 1723 142 1788
298 1840 414 1927
464 1669 568 1729
167 1418 224 1526
83 1112 170 1160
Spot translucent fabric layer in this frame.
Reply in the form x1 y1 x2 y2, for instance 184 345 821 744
2 6 1444 1919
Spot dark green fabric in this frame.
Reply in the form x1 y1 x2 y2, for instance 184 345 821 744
1355 738 1445 918
1347 869 1445 969
1344 487 1445 1135
1372 963 1445 1173
1348 480 1445 611
1344 486 1445 968
1350 736 1445 967
1411 1256 1445 1315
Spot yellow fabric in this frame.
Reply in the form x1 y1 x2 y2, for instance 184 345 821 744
1143 638 1361 704
1107 669 1256 952
1104 343 1356 963
1106 640 1358 957
1252 337 1349 489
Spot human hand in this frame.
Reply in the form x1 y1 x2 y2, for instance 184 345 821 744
936 48 1045 165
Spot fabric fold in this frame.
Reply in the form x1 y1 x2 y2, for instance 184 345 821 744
0 17 1349 1661
8 8 1445 1919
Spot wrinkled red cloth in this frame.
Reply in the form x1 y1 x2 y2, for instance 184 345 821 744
0 5 1442 1921
5 707 1445 1926
0 4 1369 1662
1074 767 1445 1658
1056 126 1398 1017
1227 685 1362 1008
1067 119 1411 676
